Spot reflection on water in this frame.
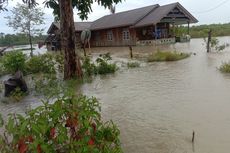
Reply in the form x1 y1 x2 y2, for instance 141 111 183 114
1 37 230 153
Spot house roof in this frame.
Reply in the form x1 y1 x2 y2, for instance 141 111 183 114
90 2 198 30
47 22 92 34
47 2 198 34
90 4 159 30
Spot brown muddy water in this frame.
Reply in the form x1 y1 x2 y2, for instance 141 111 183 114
1 37 230 153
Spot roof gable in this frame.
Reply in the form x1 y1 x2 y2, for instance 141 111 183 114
90 4 159 30
134 2 198 27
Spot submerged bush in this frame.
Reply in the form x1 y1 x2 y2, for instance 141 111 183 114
127 61 140 68
0 95 122 153
1 51 26 74
82 56 97 76
26 53 56 74
147 51 190 62
96 53 117 75
219 62 230 73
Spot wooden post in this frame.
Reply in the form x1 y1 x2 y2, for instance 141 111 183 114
192 131 195 143
129 45 133 59
155 24 157 40
187 22 190 35
207 29 212 53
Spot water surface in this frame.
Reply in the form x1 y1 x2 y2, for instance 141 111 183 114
1 37 230 153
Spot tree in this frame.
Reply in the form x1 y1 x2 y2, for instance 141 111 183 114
109 4 116 14
45 0 122 80
2 0 123 79
5 3 44 56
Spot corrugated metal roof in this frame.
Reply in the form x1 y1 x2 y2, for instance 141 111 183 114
90 4 159 30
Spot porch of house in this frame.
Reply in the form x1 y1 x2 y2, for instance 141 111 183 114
135 22 190 46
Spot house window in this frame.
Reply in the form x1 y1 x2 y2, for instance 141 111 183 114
123 29 130 40
107 30 113 41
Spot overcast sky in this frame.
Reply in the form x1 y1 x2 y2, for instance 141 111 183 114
0 0 230 34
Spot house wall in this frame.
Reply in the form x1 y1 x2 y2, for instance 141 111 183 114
90 27 136 47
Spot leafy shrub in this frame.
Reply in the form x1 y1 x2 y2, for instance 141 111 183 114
96 53 117 75
1 51 26 74
147 51 190 62
127 61 140 68
219 62 230 73
0 95 122 153
26 53 56 74
82 56 97 76
204 37 229 52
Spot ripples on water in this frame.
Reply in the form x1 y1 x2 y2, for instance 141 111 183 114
1 37 230 153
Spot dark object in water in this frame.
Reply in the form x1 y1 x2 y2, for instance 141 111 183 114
129 45 133 59
192 131 195 143
4 71 28 97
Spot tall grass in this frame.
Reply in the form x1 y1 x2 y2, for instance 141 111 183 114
147 51 190 62
219 62 230 73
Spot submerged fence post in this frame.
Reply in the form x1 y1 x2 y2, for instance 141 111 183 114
129 45 133 59
207 29 212 53
192 131 195 143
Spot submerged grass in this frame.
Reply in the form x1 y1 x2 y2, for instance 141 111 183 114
219 62 230 73
147 51 190 62
127 61 140 68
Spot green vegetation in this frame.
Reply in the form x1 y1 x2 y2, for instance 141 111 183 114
127 61 140 68
0 95 122 153
26 53 56 74
204 37 229 52
176 23 230 38
96 53 117 75
82 53 118 76
82 57 97 76
1 51 26 74
1 51 57 75
148 51 190 62
219 62 230 73
0 33 46 47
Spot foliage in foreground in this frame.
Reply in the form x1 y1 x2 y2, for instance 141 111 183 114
147 51 190 62
0 95 122 153
219 62 230 73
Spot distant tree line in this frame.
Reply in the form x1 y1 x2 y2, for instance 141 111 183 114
176 23 230 38
0 33 47 47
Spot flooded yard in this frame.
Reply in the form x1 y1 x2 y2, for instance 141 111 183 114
1 37 230 153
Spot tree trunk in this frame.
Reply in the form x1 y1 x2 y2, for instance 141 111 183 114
59 0 83 80
28 23 33 57
29 30 33 57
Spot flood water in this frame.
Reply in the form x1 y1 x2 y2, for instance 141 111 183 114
1 37 230 153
